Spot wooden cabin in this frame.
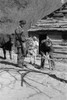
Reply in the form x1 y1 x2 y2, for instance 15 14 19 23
28 2 67 41
28 3 67 58
28 28 67 41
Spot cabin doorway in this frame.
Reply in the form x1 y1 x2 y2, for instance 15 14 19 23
39 34 47 54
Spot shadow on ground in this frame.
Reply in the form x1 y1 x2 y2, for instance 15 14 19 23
0 60 29 69
0 60 18 67
0 56 5 60
29 63 67 83
48 74 67 83
0 60 67 84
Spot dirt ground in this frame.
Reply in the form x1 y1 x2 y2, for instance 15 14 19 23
0 49 67 100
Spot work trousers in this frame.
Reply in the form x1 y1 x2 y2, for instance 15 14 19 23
41 52 55 70
17 47 25 68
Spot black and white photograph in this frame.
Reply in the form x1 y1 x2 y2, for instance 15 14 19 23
0 0 67 100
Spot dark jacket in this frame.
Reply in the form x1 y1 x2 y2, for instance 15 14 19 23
40 39 54 55
15 31 26 55
15 32 26 47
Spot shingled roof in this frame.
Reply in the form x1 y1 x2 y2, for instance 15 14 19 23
29 2 67 31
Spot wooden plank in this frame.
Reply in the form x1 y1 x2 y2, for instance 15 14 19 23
53 53 67 59
51 39 67 59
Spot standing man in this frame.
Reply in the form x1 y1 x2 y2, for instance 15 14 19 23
40 35 55 70
15 20 27 68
